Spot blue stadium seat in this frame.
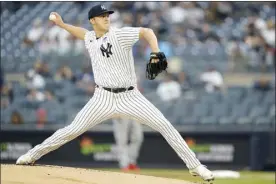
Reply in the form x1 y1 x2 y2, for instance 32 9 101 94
236 116 252 124
219 116 236 125
255 116 272 125
20 109 37 124
179 116 198 124
249 106 267 118
270 105 275 117
192 103 210 118
231 103 249 118
211 103 230 118
200 116 218 124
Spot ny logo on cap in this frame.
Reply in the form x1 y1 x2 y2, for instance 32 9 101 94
101 5 106 10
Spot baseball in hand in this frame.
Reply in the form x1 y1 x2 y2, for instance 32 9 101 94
49 14 56 21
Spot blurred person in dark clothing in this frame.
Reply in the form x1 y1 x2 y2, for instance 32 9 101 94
54 65 76 83
10 111 24 125
253 78 272 91
1 83 14 104
226 37 248 71
198 23 220 43
44 90 56 101
39 63 52 78
244 21 267 70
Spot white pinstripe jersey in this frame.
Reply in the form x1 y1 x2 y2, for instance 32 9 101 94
84 27 141 88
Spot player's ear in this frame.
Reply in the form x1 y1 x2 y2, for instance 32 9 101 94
89 18 95 25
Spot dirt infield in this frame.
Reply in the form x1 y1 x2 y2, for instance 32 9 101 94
1 164 195 184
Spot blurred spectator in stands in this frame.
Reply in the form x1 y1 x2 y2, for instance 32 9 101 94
1 83 14 104
244 20 267 70
38 36 52 55
44 21 60 52
45 90 55 101
253 78 272 91
26 61 46 89
200 66 224 93
10 110 24 125
261 20 275 69
177 71 191 92
156 73 182 102
26 88 45 102
261 20 275 48
226 37 248 72
23 18 44 47
167 2 186 24
36 108 47 128
54 65 76 83
25 70 45 90
45 19 71 55
198 23 220 43
179 2 205 28
57 28 71 56
76 65 95 94
39 63 52 78
44 90 61 107
205 2 233 24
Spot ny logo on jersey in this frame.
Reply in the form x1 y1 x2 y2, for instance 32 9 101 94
100 43 113 58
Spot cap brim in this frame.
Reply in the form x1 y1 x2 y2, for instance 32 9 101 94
96 10 114 17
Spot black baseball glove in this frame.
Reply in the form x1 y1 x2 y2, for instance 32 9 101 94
146 52 168 80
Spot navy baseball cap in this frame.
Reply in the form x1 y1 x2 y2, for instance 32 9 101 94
88 4 114 20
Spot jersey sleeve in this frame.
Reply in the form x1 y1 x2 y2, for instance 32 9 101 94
84 31 93 49
115 27 141 50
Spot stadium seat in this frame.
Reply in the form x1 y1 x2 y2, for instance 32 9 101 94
192 103 210 118
219 116 236 125
212 105 230 119
231 103 249 118
270 105 275 117
255 116 272 125
236 116 252 124
20 109 37 124
179 115 198 124
200 116 217 124
249 106 267 118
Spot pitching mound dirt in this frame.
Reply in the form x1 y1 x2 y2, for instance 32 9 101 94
1 164 195 184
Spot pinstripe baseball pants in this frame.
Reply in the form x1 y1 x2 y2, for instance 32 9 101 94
27 87 201 169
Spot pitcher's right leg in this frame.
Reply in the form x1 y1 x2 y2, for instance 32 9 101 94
16 88 115 165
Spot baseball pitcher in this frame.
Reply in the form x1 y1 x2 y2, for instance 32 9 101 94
16 4 214 183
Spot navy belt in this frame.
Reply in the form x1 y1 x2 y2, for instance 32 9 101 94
96 85 134 93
